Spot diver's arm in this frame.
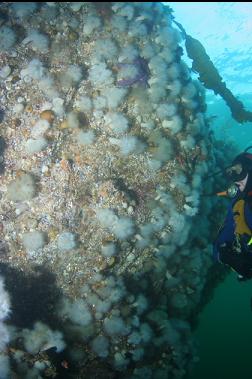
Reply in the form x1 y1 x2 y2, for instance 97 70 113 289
212 203 235 262
219 245 252 278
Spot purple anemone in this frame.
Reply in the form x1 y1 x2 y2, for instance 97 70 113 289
116 57 150 88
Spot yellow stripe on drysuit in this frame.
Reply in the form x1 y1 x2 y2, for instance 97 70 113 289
233 199 252 237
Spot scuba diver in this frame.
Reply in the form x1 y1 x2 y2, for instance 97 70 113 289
213 146 252 281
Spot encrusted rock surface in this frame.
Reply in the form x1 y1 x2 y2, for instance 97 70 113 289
0 2 233 378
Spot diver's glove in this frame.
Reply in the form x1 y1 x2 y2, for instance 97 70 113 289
237 274 249 282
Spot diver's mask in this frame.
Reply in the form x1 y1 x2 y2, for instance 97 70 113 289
225 163 248 182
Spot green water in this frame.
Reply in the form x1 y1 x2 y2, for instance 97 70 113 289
188 273 252 379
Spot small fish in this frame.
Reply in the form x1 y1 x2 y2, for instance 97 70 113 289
40 344 57 353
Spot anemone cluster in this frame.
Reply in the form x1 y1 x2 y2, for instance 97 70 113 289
0 2 233 378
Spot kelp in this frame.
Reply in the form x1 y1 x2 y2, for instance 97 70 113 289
174 20 252 124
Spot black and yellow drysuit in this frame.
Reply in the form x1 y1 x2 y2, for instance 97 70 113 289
213 153 252 280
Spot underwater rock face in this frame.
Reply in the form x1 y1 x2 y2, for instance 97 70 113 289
0 2 225 378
